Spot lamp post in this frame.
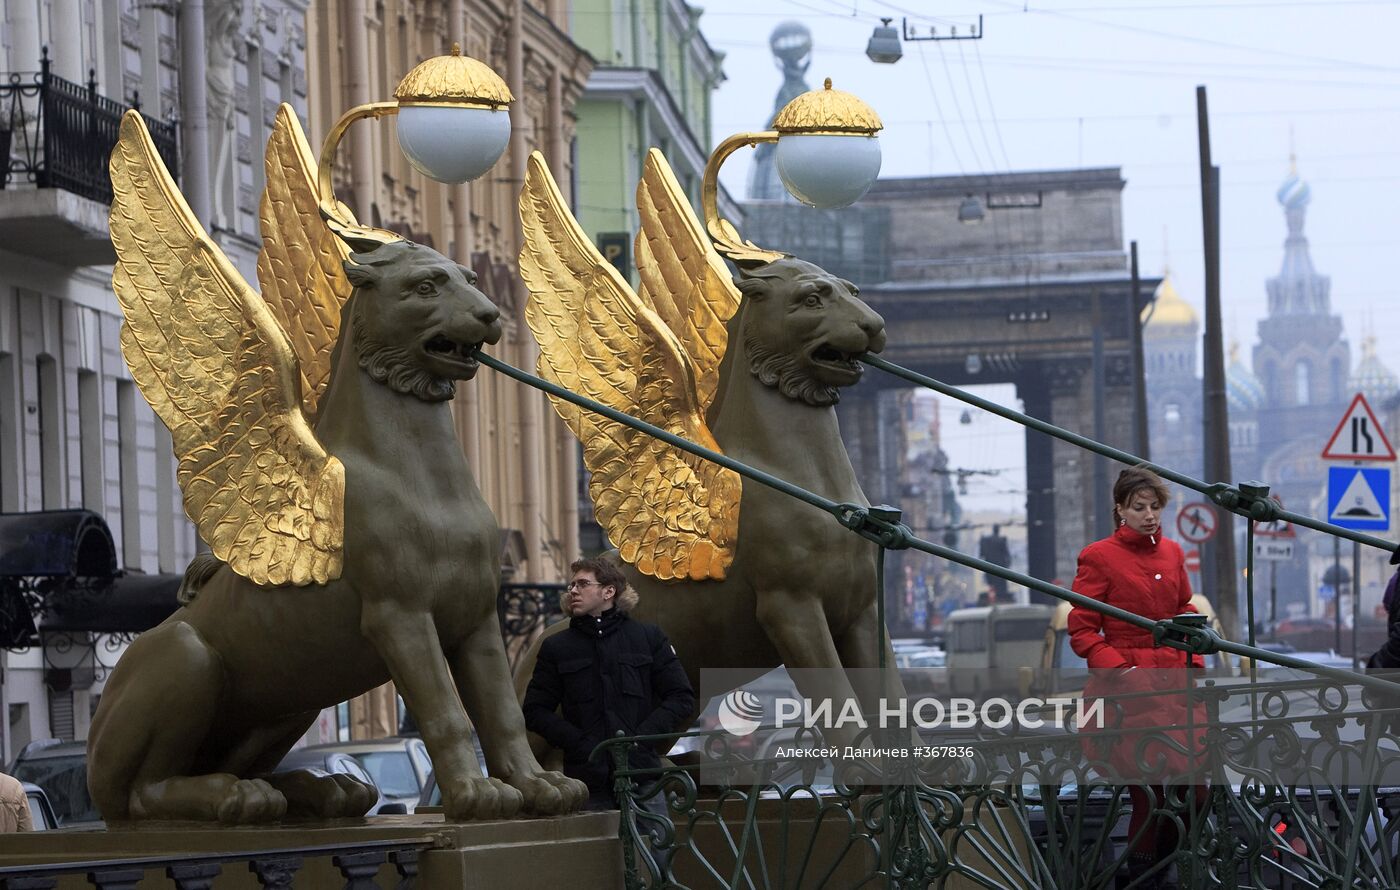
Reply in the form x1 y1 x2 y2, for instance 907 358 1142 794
315 43 513 244
701 77 883 263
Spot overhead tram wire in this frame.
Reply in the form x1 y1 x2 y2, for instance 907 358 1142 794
710 32 1400 75
984 0 1400 13
704 35 1400 90
917 43 967 174
978 0 1400 76
955 41 1005 177
971 41 1015 171
934 42 991 173
777 0 879 21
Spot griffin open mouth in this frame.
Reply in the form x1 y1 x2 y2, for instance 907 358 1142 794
810 344 862 373
424 334 480 365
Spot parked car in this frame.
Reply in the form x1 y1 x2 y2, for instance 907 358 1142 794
9 739 101 828
897 647 948 696
22 782 58 830
274 746 407 815
415 735 490 810
278 737 436 814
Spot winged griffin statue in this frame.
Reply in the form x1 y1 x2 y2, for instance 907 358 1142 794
85 106 586 823
516 80 903 739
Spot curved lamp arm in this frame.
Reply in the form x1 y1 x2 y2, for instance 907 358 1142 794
316 100 400 232
701 130 785 266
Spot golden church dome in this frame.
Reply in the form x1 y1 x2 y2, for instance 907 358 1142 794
1144 273 1198 330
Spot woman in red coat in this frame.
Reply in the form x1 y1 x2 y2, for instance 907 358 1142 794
1069 467 1207 887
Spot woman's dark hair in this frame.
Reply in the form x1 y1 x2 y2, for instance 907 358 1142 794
1112 466 1170 524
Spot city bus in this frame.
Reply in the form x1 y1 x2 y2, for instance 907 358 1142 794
945 603 1056 698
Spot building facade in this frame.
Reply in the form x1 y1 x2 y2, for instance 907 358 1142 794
569 0 729 286
0 0 310 762
844 168 1153 594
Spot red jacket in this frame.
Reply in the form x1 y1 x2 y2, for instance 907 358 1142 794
1068 524 1197 670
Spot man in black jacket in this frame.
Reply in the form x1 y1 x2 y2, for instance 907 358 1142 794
523 557 696 810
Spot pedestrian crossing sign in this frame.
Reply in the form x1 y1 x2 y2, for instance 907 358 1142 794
1326 466 1391 531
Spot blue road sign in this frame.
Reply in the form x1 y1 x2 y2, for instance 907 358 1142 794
1326 466 1391 531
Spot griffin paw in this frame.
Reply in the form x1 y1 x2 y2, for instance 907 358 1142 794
440 774 525 821
267 768 378 818
216 778 288 824
510 770 589 816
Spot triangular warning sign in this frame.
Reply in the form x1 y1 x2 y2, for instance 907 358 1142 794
1321 393 1396 461
1329 470 1386 522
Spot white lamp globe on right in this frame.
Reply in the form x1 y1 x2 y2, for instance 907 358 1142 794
393 44 514 184
771 78 883 209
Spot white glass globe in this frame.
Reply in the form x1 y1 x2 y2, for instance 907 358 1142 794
774 134 882 209
396 105 511 184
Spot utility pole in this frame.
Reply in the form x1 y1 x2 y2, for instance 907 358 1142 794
1092 290 1109 541
1197 86 1239 640
1129 241 1150 459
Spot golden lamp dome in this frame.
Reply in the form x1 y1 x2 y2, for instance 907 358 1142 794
1144 273 1198 330
771 78 883 134
394 43 513 108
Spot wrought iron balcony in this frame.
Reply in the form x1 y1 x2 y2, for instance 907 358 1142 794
1 48 178 202
0 48 178 265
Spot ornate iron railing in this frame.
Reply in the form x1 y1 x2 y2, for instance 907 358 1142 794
498 582 566 670
474 349 1400 890
1 47 178 203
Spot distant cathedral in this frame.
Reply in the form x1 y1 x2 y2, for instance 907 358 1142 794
1143 158 1396 620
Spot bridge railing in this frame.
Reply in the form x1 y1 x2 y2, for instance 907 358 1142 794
477 348 1400 890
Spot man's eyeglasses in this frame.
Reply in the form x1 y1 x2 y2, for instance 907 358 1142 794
566 579 600 591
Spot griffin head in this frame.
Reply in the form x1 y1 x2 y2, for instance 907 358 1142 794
343 240 504 401
734 258 886 406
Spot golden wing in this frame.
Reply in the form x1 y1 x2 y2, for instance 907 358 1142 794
110 110 344 587
256 103 354 421
519 152 740 581
634 149 741 411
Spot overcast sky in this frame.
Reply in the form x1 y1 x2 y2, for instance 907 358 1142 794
693 0 1400 516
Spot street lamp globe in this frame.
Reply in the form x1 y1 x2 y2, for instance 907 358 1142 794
397 106 510 183
775 135 881 208
771 78 883 209
393 45 514 183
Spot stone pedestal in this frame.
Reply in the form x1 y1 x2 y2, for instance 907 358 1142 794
0 812 624 889
0 797 1033 888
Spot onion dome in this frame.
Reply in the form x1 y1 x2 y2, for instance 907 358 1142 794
1143 272 1198 333
771 78 883 134
1226 342 1265 412
1351 337 1398 404
1277 162 1311 210
395 43 512 108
